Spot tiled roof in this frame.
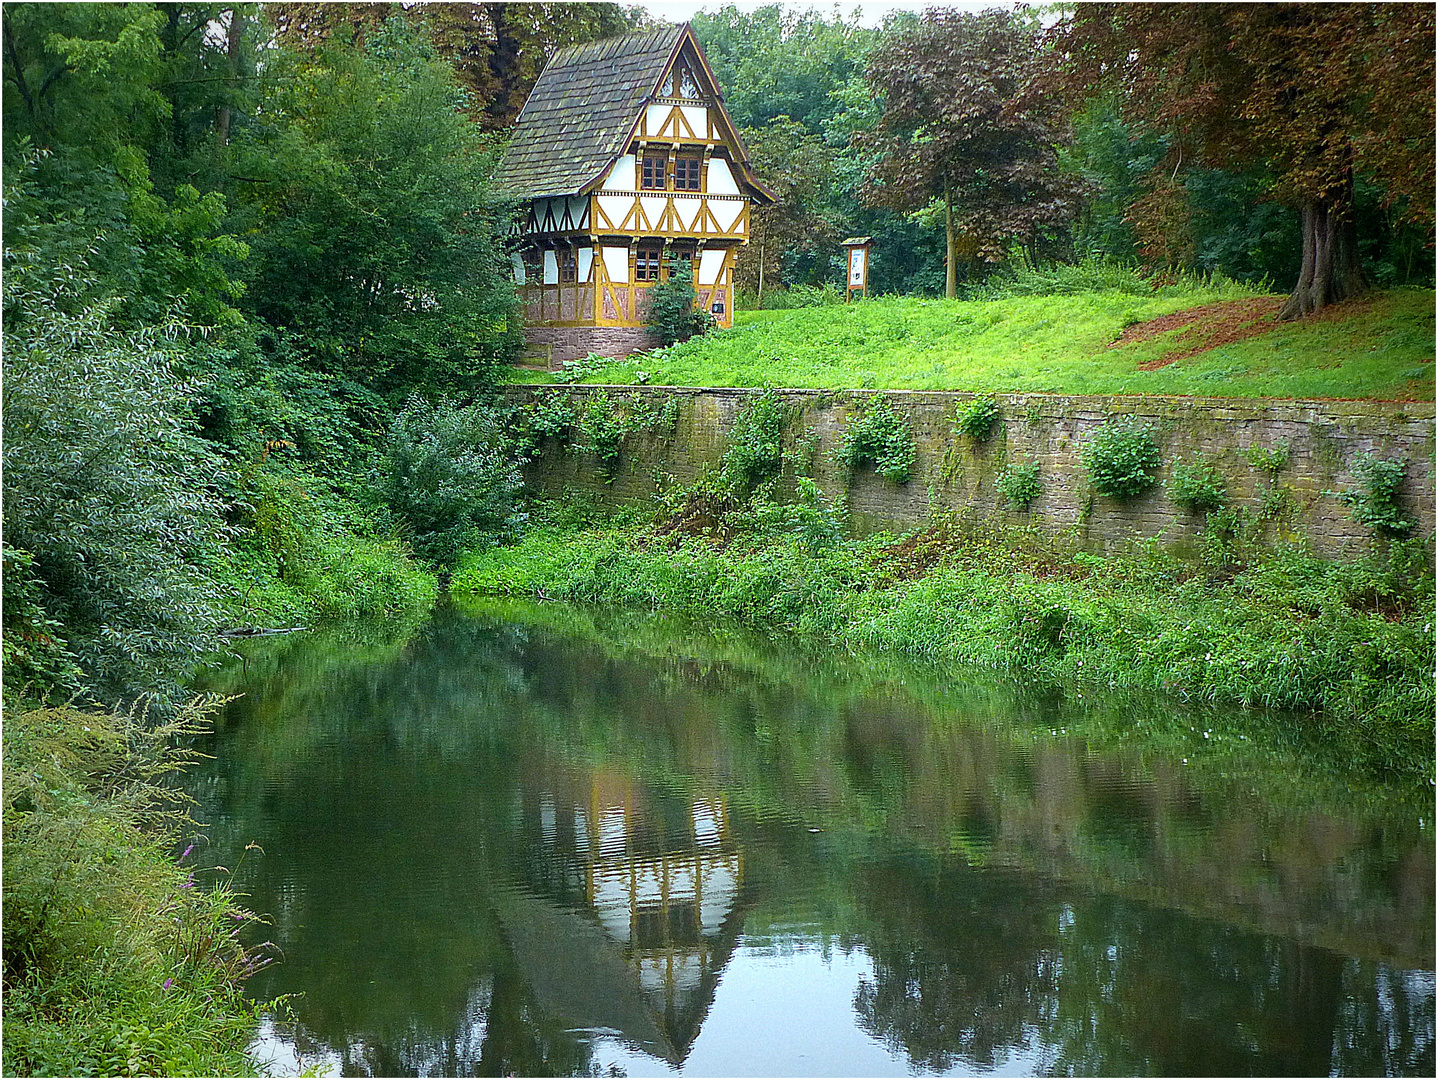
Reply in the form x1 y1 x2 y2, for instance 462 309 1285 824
492 25 685 200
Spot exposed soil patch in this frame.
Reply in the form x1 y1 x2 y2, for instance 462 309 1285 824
1115 295 1396 370
1114 298 1284 369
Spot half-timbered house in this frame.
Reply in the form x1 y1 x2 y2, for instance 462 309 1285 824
492 23 772 366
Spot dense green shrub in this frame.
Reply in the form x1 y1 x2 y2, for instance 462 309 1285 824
1337 453 1412 537
835 397 916 483
1081 418 1162 499
646 259 714 346
380 396 524 566
996 461 1042 510
2 271 234 701
955 395 1002 441
1167 454 1229 513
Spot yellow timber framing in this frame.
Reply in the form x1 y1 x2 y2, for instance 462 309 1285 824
591 193 748 241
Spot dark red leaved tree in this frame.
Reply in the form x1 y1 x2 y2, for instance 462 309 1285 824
859 8 1086 298
1049 2 1435 319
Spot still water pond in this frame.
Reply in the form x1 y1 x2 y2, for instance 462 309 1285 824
188 601 1435 1077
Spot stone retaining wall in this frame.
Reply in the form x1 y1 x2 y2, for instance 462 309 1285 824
510 386 1435 559
524 326 658 368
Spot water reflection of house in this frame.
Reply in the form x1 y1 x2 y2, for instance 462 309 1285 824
498 771 745 1065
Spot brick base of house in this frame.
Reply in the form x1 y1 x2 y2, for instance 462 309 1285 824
524 326 659 369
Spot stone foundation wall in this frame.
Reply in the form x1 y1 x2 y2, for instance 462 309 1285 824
524 326 659 368
509 386 1435 560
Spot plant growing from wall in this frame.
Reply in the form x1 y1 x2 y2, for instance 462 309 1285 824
1245 440 1290 476
834 397 915 484
996 460 1042 510
1081 418 1162 499
574 392 680 480
720 389 793 493
646 258 714 347
1337 453 1412 537
954 395 1002 441
1167 454 1228 514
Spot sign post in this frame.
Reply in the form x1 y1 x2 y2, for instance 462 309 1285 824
842 237 872 302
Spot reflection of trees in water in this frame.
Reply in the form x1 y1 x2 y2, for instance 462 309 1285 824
852 855 1435 1077
852 855 1059 1071
195 609 1434 1077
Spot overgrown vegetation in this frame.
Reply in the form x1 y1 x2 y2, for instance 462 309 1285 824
3 698 269 1076
955 395 1002 441
453 509 1434 781
1167 454 1230 514
996 461 1043 510
719 388 798 492
834 397 916 483
1081 419 1163 499
1338 453 1414 538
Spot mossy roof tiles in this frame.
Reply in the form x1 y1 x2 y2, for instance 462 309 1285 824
493 25 686 201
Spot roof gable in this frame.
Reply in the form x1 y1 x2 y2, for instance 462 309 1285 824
492 25 684 201
493 23 770 203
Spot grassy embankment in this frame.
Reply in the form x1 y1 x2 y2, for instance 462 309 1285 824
524 281 1434 400
451 503 1435 781
3 699 270 1076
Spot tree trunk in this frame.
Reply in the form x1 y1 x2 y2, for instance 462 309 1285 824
944 177 957 300
1278 174 1368 320
215 7 243 149
757 239 765 307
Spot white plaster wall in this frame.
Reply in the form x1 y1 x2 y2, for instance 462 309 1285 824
542 250 558 285
603 245 630 283
602 155 635 191
698 248 725 285
706 158 739 195
710 198 743 232
577 246 594 283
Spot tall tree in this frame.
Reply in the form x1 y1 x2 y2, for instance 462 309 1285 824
267 2 635 128
1050 3 1436 319
232 15 518 398
860 8 1084 298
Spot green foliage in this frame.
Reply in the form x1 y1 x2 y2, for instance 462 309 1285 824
3 699 267 1077
835 397 916 484
720 389 794 492
380 396 524 566
645 258 713 347
222 462 438 625
1338 453 1413 537
737 282 846 310
571 392 680 479
454 522 1434 779
235 16 519 398
554 352 617 384
1082 419 1163 499
955 395 1002 441
1245 440 1291 476
2 263 233 701
996 461 1042 510
1167 455 1229 514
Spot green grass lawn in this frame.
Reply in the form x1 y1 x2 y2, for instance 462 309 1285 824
527 284 1434 400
